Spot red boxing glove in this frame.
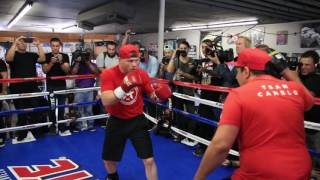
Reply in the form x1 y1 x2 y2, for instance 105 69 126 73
121 71 143 92
114 71 143 99
153 82 172 102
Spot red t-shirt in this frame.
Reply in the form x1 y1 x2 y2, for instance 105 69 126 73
220 75 313 180
100 66 154 119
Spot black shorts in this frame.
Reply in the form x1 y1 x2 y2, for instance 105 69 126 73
102 114 153 161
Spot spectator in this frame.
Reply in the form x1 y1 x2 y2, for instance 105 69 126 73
235 36 251 55
5 36 45 142
96 41 119 73
167 40 199 146
0 58 8 147
42 37 71 136
298 50 320 178
158 48 173 80
131 42 159 78
70 48 99 132
194 39 238 157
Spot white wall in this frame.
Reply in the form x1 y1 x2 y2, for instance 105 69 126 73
131 30 201 58
131 19 320 58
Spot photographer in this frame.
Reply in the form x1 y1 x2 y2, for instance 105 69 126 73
167 40 199 146
194 39 238 156
6 36 45 142
42 37 70 136
158 48 173 80
71 48 99 132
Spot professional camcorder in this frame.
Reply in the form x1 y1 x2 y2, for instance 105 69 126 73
140 47 146 62
265 48 299 78
204 37 234 63
73 48 91 63
162 57 170 65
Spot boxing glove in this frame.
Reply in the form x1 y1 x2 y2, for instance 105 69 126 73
114 71 143 99
153 82 172 102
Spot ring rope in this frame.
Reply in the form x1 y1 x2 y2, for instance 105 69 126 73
56 114 110 124
144 113 239 156
0 106 50 116
0 122 52 133
53 87 100 95
0 92 49 101
173 92 223 109
172 92 320 131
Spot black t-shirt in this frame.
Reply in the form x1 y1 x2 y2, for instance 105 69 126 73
300 73 320 132
8 51 39 93
0 60 8 93
44 53 69 88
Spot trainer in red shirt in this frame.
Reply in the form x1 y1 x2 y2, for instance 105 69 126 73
195 48 314 180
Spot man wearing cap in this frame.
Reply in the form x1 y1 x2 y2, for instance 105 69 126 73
100 44 171 180
194 48 314 180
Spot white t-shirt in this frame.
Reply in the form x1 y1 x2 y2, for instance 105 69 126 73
96 52 119 69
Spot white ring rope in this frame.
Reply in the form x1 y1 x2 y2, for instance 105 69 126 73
0 122 52 133
173 92 223 109
53 87 100 95
144 113 240 157
0 92 49 101
56 114 110 124
173 92 320 131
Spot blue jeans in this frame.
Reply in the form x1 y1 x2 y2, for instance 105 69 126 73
74 91 94 129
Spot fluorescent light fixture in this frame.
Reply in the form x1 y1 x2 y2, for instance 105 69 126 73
7 0 33 28
172 18 258 31
172 25 207 31
207 21 258 28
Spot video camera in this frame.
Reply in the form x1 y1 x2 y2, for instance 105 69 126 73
203 37 234 63
72 49 91 63
72 39 91 63
139 47 148 62
162 57 170 65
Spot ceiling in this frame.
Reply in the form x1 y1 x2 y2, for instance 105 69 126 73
0 0 319 34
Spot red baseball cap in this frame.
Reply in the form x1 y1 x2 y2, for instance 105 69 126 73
119 44 140 59
233 48 272 70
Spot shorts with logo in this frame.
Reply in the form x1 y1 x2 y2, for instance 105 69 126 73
102 114 153 161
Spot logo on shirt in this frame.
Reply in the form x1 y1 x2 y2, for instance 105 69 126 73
257 84 299 97
120 87 139 105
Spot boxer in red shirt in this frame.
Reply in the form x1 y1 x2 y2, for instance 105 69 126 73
194 48 314 180
100 44 170 180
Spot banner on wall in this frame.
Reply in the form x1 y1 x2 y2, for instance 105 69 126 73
301 22 320 48
276 31 288 45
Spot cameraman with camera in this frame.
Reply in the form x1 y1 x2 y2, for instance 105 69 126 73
158 48 173 80
43 37 71 136
167 40 199 146
193 39 238 156
71 48 99 132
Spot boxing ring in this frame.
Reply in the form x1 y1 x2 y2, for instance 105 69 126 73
0 75 319 179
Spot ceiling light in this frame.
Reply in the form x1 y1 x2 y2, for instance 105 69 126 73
7 0 33 28
172 18 258 31
207 21 258 28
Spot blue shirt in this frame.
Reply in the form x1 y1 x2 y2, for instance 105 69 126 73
139 55 159 77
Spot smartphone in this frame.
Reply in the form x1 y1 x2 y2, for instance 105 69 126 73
23 38 34 43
